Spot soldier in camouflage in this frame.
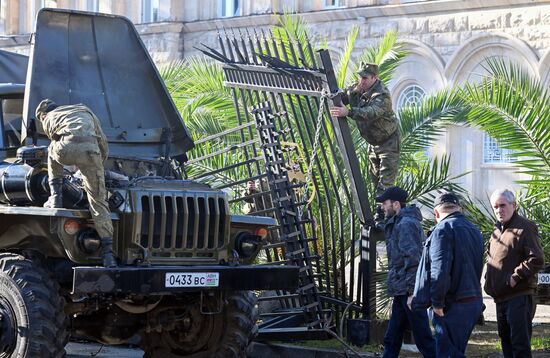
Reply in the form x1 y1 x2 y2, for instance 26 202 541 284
329 62 400 196
35 99 117 267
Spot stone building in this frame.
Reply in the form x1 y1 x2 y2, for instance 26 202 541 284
1 0 549 199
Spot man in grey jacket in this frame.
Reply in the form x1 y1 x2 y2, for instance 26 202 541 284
377 186 435 358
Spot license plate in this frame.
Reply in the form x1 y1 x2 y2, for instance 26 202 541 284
165 272 220 288
538 273 550 285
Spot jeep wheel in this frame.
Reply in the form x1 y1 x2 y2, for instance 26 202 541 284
0 253 68 357
142 291 258 358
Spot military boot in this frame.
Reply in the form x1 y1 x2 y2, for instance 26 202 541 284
44 178 64 208
100 237 117 268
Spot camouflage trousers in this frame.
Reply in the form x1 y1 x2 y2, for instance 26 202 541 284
368 131 400 196
48 138 113 238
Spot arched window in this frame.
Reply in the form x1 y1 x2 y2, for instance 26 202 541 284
397 84 425 110
483 133 515 164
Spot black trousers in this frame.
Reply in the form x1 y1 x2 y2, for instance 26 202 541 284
496 294 534 358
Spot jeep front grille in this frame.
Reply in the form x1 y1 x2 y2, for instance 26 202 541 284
137 193 229 258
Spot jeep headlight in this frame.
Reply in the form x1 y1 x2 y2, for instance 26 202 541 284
234 232 261 259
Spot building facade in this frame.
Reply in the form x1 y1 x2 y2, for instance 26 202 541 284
1 0 549 200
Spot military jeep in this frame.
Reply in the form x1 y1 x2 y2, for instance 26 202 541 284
0 9 297 358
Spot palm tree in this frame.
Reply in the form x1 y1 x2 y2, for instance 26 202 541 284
461 59 550 256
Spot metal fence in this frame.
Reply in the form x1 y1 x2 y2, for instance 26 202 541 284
185 29 380 340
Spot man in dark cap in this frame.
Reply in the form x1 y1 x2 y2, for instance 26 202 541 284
411 192 484 357
376 186 435 358
329 62 400 196
35 99 116 267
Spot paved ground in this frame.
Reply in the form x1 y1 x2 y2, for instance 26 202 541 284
67 318 550 358
66 342 143 358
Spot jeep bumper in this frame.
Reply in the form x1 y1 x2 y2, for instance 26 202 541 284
72 265 299 294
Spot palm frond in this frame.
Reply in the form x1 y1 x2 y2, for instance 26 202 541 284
335 26 359 88
520 185 550 257
159 59 188 83
460 196 497 240
399 88 467 154
356 31 407 84
160 57 243 139
398 154 466 201
462 59 550 186
271 10 321 68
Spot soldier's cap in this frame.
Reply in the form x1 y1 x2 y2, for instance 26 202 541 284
375 186 408 203
35 99 58 119
434 191 460 207
357 62 379 77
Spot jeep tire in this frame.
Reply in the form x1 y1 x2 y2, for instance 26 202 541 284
142 290 258 358
0 253 68 357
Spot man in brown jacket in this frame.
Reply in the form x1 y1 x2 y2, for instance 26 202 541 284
484 189 544 358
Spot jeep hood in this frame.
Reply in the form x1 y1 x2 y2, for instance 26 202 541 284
22 9 194 159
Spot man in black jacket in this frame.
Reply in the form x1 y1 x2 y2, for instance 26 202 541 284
377 186 435 358
485 189 544 358
411 192 484 357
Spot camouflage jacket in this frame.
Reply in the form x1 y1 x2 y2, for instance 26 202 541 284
384 204 425 297
342 80 398 145
42 104 108 157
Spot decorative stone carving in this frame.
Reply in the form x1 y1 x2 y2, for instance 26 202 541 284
428 16 455 33
455 16 468 32
510 12 541 27
469 12 504 30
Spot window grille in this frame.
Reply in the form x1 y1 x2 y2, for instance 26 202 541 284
397 84 425 110
483 133 515 164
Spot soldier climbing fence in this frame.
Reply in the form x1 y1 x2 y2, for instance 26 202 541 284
184 29 382 341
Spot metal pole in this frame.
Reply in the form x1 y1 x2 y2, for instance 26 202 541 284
317 49 376 333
